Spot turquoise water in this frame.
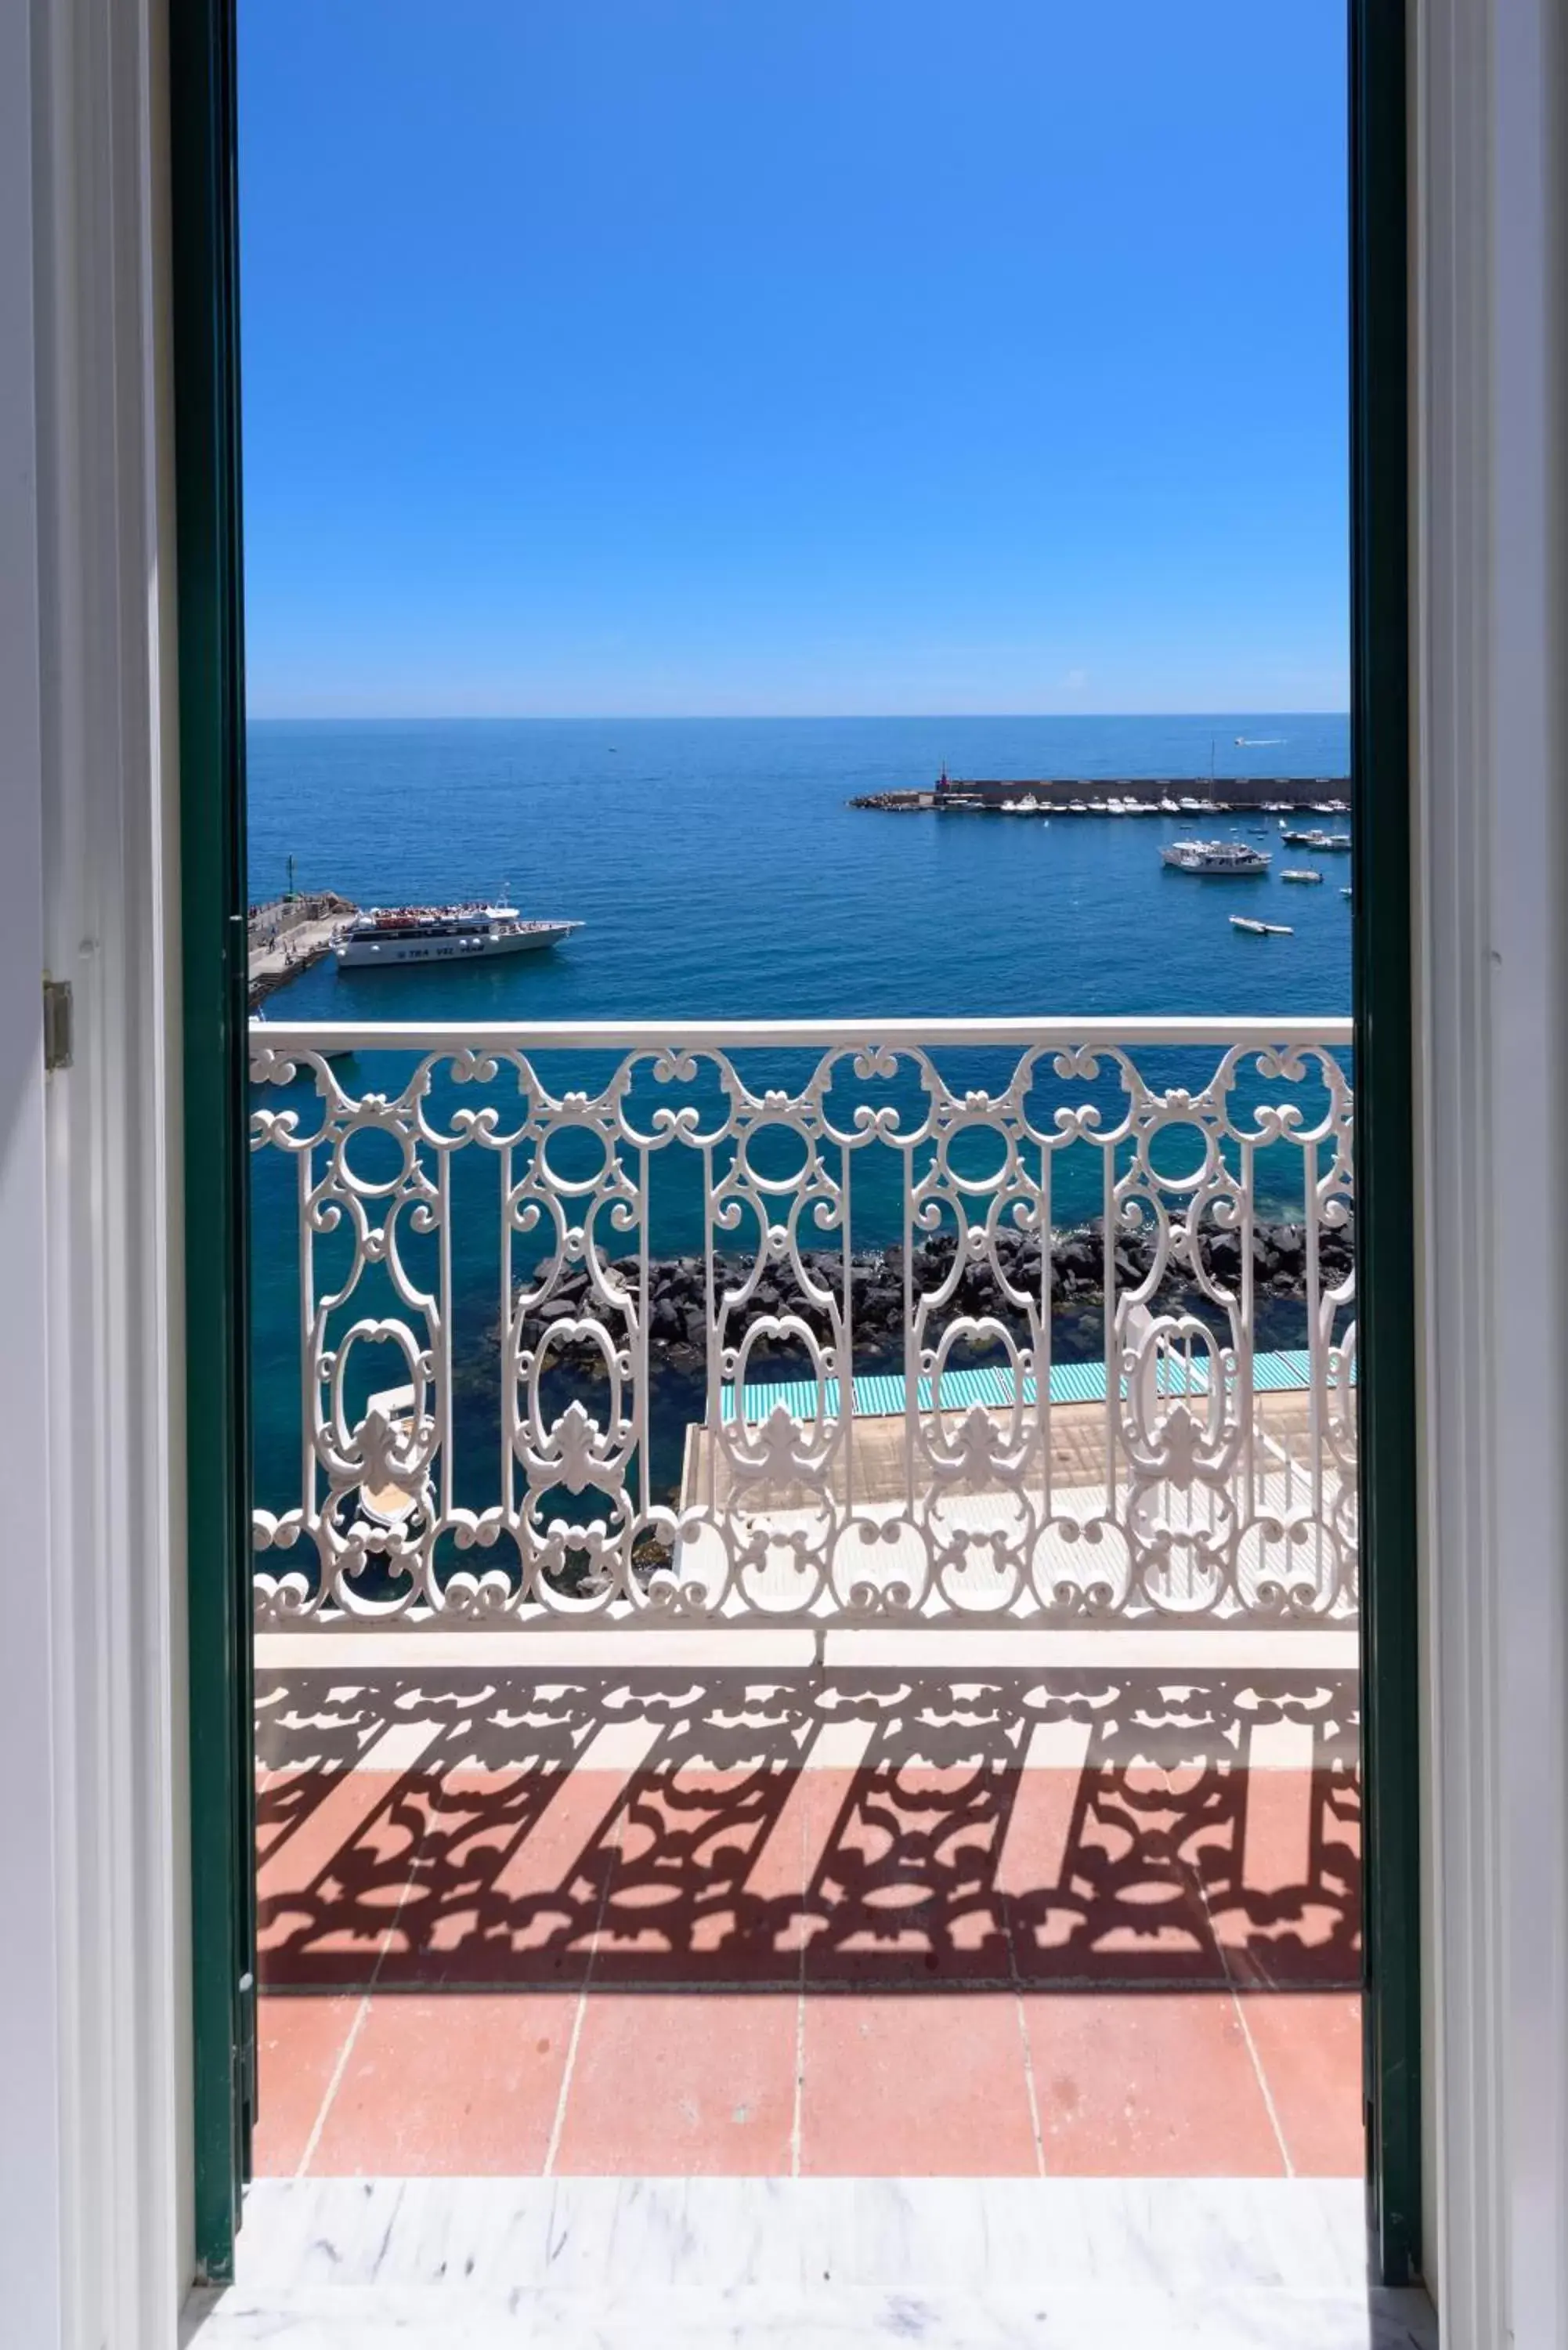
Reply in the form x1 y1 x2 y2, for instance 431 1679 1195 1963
248 715 1352 1516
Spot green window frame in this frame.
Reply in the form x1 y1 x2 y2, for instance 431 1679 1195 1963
169 0 255 2283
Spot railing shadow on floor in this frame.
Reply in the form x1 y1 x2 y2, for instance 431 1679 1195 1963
255 1662 1360 1996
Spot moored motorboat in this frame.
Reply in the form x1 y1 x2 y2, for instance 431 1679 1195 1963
1230 916 1293 935
1161 837 1272 875
336 902 583 968
1281 868 1324 884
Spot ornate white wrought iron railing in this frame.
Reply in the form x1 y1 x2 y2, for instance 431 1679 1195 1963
249 1018 1356 1630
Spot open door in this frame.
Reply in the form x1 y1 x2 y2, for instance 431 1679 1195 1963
163 0 1421 2296
169 0 256 2283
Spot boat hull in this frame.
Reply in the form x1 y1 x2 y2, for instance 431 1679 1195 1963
337 923 578 968
1159 852 1270 876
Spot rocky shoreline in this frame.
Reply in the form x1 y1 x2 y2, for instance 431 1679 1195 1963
515 1215 1353 1372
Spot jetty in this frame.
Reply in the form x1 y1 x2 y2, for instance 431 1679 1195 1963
247 889 356 1007
850 772 1352 814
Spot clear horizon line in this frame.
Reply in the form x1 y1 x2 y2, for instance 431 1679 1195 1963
245 707 1352 725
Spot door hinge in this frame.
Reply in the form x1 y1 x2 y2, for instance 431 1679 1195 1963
42 978 74 1072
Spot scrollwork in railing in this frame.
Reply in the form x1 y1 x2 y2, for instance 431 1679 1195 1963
250 1020 1357 1631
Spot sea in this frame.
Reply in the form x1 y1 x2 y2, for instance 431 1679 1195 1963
247 714 1352 1517
250 713 1352 1026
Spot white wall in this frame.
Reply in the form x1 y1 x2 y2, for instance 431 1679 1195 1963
1414 1 1568 2341
0 2 186 2345
0 1 66 2343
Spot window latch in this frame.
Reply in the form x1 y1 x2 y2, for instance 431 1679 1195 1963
43 978 74 1072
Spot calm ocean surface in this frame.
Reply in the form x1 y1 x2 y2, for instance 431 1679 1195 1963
248 714 1352 1514
250 714 1351 1025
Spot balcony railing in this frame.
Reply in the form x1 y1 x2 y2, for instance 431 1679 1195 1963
249 1018 1356 1630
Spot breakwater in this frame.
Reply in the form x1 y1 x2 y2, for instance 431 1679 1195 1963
851 775 1351 814
516 1214 1355 1374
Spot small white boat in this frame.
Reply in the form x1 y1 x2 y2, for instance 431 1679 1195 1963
1068 798 1088 813
1341 887 1353 899
1159 796 1180 815
1230 916 1293 935
1162 838 1272 875
1179 796 1203 812
1281 868 1324 884
1001 793 1040 814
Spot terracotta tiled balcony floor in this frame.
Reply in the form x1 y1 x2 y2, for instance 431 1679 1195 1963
252 1645 1363 2182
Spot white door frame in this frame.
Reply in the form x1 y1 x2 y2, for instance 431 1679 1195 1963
2 1 189 2344
1411 1 1568 2338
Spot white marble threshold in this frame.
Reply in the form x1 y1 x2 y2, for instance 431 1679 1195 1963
182 2177 1436 2348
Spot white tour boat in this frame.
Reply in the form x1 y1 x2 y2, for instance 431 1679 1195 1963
335 903 583 969
1160 838 1272 876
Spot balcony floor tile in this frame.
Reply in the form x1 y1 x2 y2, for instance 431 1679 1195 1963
1238 1990 1367 2176
550 1990 798 2176
798 1989 1040 2176
250 1994 359 2177
1021 1990 1288 2175
306 1991 572 2177
252 1661 1364 2184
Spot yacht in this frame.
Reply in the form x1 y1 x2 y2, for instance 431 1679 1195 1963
1281 868 1324 884
1001 794 1040 815
1160 839 1272 875
335 903 583 968
1159 795 1181 815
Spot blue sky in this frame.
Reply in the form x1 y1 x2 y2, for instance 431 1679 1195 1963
238 1 1348 718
